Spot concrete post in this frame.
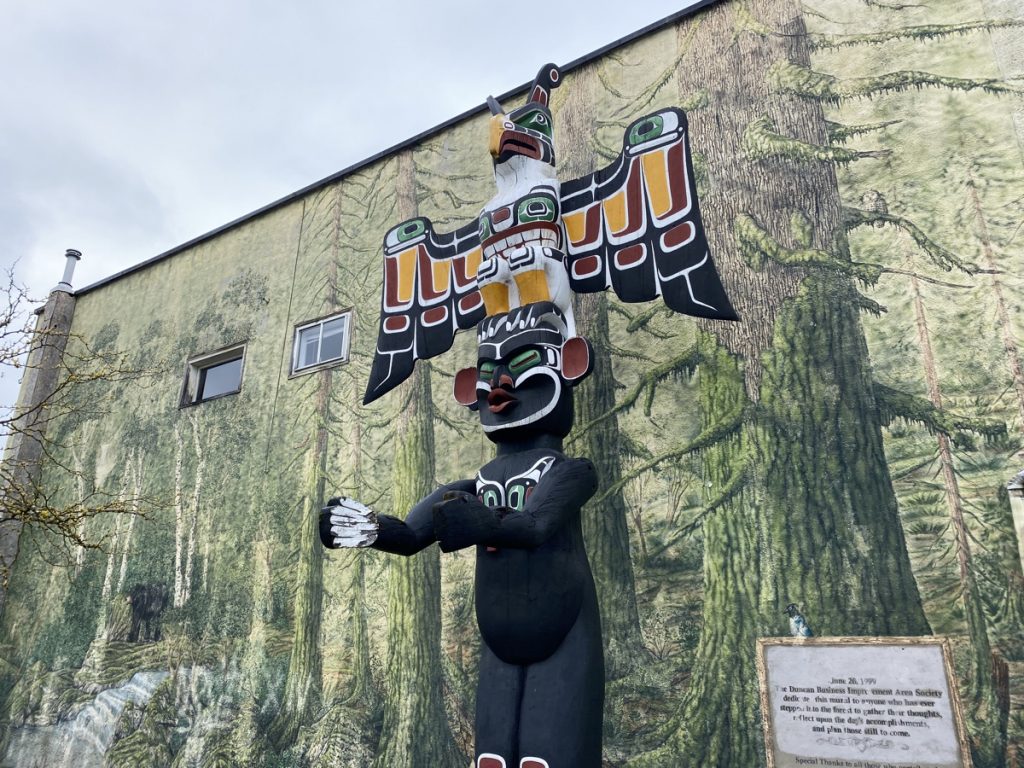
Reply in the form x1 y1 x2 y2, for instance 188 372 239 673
0 251 80 617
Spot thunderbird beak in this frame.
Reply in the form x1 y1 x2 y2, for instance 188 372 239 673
488 113 511 158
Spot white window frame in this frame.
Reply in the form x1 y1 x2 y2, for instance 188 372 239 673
291 310 352 375
180 343 246 407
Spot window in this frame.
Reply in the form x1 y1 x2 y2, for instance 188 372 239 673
292 311 351 374
181 344 245 406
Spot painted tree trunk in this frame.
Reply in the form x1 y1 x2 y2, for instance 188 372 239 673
631 3 930 765
268 367 330 748
373 361 462 767
560 60 647 680
345 419 377 708
965 169 1024 428
183 413 203 605
911 275 1006 767
980 0 1024 159
373 149 462 768
173 424 185 607
574 291 647 678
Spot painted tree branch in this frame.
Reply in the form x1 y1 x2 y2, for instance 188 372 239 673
853 292 887 316
874 382 1006 441
611 21 702 118
736 213 885 283
608 302 674 338
743 116 889 164
571 344 701 442
646 462 750 559
862 0 925 10
592 403 744 504
770 61 1024 104
809 19 1024 50
842 206 978 273
827 119 901 143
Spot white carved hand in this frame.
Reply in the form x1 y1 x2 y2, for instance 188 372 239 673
320 497 379 548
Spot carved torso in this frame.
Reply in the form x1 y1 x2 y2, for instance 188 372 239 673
473 448 596 665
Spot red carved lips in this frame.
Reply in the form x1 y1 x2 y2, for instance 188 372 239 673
487 387 518 413
498 132 541 160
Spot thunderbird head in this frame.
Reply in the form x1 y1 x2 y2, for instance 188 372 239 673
488 64 561 167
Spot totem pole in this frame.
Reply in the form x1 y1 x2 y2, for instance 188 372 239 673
320 64 736 768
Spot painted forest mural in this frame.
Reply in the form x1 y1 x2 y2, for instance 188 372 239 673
0 1 1022 766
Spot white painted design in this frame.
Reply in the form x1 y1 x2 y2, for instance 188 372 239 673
477 456 556 503
325 498 379 548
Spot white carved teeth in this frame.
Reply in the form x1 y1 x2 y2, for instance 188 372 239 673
483 227 560 263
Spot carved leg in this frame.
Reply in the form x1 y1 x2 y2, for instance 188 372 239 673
478 256 514 315
508 246 574 333
517 589 603 767
476 642 523 766
508 246 553 305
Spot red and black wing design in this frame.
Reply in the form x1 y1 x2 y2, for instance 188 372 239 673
560 108 737 321
364 217 485 404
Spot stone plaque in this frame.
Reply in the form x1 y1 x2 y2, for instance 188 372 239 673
756 637 972 768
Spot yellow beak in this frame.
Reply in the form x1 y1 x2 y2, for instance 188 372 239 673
489 113 510 158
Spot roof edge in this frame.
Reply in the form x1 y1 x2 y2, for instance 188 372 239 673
75 0 720 297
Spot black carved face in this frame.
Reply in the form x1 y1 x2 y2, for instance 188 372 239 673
476 342 573 440
454 303 591 444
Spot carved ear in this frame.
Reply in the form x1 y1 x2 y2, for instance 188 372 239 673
560 337 593 384
454 367 480 409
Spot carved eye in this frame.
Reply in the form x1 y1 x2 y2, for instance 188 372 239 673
509 349 542 375
396 219 426 242
479 361 496 379
508 484 526 511
515 109 553 138
629 115 665 145
483 489 500 507
517 196 556 224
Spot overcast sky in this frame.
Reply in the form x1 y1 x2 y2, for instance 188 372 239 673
2 0 705 300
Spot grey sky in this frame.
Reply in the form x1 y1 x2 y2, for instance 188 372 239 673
0 0 704 408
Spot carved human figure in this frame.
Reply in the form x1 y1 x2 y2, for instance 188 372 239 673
321 302 604 768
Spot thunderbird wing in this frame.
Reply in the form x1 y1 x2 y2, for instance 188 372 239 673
560 108 737 321
364 217 485 404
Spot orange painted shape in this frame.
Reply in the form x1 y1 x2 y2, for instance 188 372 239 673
431 255 451 296
396 246 417 304
603 189 628 236
464 247 482 280
514 270 551 305
480 282 511 316
564 209 589 246
642 150 672 219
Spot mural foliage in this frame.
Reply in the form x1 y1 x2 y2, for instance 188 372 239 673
0 1 1021 766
